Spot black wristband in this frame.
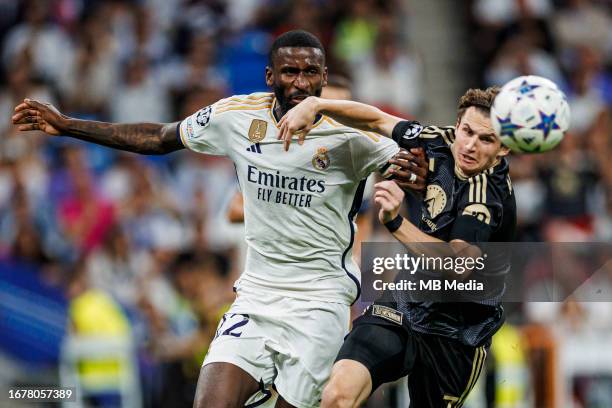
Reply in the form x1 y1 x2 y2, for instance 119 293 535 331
384 214 403 233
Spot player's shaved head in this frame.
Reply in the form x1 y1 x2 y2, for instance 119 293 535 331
269 30 325 67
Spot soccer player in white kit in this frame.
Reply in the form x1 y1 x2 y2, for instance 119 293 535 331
12 31 425 408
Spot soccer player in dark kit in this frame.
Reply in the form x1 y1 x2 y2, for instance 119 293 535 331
279 86 516 407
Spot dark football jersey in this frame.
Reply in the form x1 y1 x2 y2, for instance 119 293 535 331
387 121 517 346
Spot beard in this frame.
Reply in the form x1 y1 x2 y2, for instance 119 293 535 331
273 85 322 116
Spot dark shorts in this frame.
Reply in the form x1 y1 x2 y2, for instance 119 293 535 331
336 304 489 408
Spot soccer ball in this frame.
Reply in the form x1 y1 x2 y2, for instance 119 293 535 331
491 75 570 153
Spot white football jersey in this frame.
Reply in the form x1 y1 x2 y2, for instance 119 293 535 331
178 92 399 304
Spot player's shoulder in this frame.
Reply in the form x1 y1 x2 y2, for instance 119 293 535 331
391 121 454 150
418 124 456 146
214 92 274 116
320 115 387 144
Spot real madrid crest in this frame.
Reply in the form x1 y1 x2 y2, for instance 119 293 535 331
312 147 330 170
248 119 267 143
424 184 447 218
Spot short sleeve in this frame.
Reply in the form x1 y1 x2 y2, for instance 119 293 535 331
178 103 226 156
450 173 503 243
348 131 400 180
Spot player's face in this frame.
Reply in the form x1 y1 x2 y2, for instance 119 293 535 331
452 107 509 176
266 47 327 115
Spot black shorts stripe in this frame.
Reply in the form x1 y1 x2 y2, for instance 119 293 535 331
457 346 486 407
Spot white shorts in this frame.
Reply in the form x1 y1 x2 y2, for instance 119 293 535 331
203 287 350 407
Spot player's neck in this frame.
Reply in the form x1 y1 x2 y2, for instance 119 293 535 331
273 103 287 122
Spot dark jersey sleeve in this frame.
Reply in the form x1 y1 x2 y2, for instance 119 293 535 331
391 120 425 150
392 121 457 152
450 173 504 243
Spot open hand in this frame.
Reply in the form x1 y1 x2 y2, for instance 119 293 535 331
12 99 67 136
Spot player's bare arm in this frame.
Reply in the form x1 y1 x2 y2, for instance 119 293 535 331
375 180 482 269
278 96 403 149
277 97 428 191
12 99 183 155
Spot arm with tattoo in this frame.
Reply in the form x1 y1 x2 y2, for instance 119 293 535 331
12 99 183 155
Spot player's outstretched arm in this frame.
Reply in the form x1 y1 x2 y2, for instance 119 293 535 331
278 96 403 150
12 99 183 155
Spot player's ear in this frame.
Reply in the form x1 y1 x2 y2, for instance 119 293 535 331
265 66 274 87
497 144 510 158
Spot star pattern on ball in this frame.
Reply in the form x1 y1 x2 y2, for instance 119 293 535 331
535 111 559 138
516 80 539 95
497 116 521 138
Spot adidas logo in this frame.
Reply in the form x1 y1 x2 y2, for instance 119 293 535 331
246 143 262 153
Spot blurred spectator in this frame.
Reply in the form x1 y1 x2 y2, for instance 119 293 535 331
484 25 564 87
473 0 553 26
332 0 379 63
271 0 326 42
352 32 423 116
59 13 120 117
55 147 115 255
85 225 148 309
2 0 74 86
111 54 170 123
159 33 228 105
539 135 601 240
66 261 132 406
566 46 608 135
130 5 170 64
552 0 612 64
508 155 546 241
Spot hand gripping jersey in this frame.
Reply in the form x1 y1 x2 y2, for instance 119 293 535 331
178 93 399 305
389 121 517 346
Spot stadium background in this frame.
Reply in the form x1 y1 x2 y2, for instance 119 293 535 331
0 0 610 406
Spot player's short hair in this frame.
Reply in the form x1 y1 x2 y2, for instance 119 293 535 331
456 87 500 123
268 30 325 66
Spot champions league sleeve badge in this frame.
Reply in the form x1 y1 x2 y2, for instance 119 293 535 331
195 106 212 127
403 122 423 140
312 147 330 170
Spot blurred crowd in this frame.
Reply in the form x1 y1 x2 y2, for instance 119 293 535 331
0 0 610 406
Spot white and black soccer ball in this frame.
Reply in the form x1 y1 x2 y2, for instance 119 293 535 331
491 75 570 153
